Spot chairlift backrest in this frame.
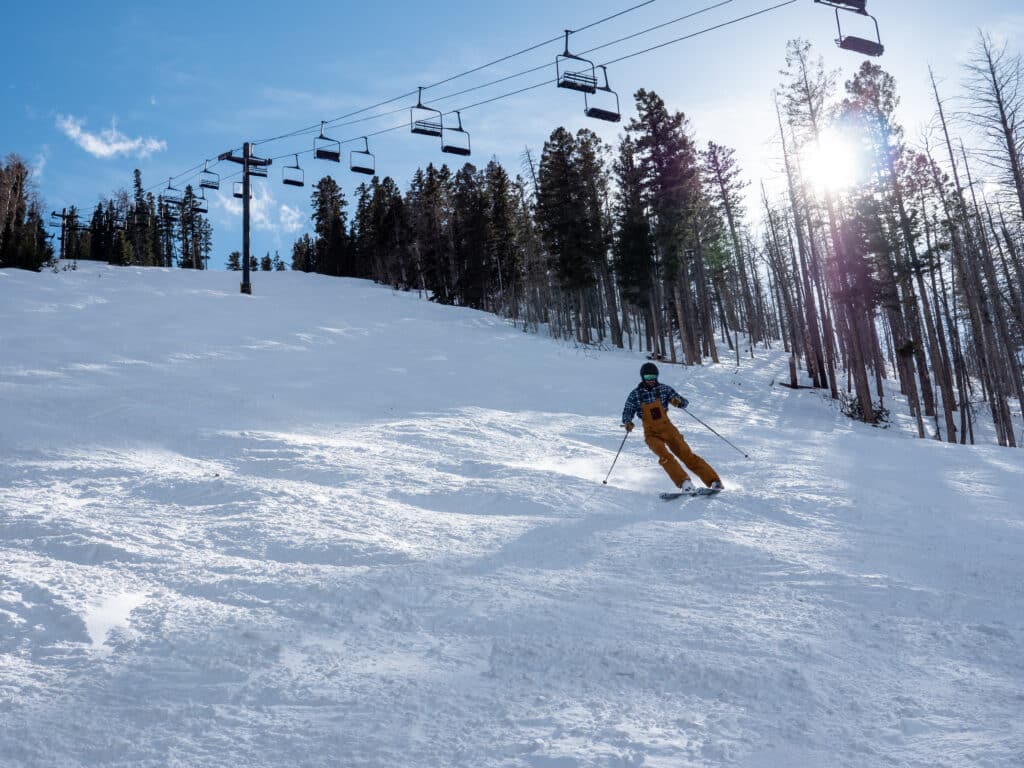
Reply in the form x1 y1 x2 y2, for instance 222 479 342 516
441 111 471 157
584 66 621 123
283 155 305 187
411 86 444 138
315 121 342 162
351 137 375 175
556 29 598 94
248 164 268 178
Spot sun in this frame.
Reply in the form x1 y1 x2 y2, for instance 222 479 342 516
800 128 862 195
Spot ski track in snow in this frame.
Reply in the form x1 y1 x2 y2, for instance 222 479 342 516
1 265 1022 767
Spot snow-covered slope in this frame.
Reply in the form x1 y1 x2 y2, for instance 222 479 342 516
1 264 1022 768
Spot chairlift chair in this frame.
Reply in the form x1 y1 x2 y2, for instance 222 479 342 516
248 163 268 178
315 121 342 162
200 161 220 190
441 111 471 157
584 66 621 123
410 87 443 138
556 29 598 94
815 0 884 56
163 177 183 204
233 181 253 200
350 137 375 175
283 155 305 187
192 191 209 214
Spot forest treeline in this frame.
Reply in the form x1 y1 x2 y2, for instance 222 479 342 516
4 35 1022 447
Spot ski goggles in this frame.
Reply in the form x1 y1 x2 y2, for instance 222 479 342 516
642 374 659 381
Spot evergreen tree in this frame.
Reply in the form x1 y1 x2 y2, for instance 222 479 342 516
291 234 315 272
311 176 350 276
450 163 490 308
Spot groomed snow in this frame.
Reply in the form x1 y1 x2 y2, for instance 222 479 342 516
1 263 1022 767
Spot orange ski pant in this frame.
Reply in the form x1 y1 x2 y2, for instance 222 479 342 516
640 400 720 488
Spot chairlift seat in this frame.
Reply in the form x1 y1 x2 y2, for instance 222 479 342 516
315 147 341 162
200 175 220 190
350 137 376 175
839 35 884 56
314 122 342 162
584 66 621 122
282 154 305 187
412 118 443 137
411 87 445 138
441 112 471 157
827 3 885 57
248 166 268 178
232 182 252 200
558 71 598 94
441 143 471 157
585 106 621 123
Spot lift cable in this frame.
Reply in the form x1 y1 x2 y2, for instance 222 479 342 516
258 0 799 167
102 0 800 210
132 0 671 200
247 0 672 149
602 0 798 66
242 0 736 161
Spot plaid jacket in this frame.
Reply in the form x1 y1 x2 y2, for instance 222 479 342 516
622 382 684 425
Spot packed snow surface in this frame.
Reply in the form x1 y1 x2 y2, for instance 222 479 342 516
1 264 1022 767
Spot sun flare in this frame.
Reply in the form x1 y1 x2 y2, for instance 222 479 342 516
801 129 862 194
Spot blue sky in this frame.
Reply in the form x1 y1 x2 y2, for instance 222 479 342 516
3 0 1022 267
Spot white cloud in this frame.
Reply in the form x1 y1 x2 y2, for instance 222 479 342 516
32 148 48 179
280 204 304 233
56 114 167 159
212 183 281 233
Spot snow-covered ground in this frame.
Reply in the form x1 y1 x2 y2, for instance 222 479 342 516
1 263 1022 768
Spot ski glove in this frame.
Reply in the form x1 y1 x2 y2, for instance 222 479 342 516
670 396 689 409
624 421 635 433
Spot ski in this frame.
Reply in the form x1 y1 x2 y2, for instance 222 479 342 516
660 488 722 501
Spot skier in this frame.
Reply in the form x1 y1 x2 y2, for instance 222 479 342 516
621 362 723 494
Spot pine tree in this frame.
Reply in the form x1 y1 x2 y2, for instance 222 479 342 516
290 234 315 272
626 89 703 362
311 176 350 276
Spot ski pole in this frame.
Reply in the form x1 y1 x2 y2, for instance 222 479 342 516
682 408 750 459
602 430 630 484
